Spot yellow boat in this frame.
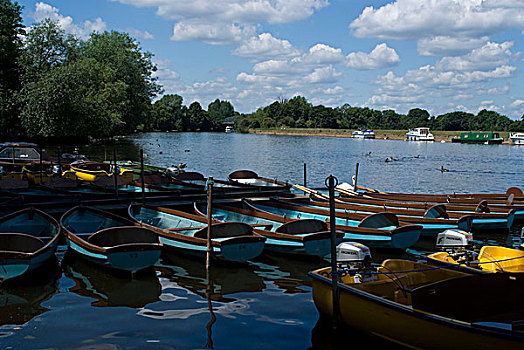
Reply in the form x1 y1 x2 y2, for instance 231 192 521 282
427 245 524 273
70 162 133 183
310 259 524 350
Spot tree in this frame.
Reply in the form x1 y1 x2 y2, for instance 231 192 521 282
151 94 186 131
403 108 430 129
78 31 161 134
20 18 77 81
187 101 210 131
19 58 127 142
0 0 25 139
207 99 235 131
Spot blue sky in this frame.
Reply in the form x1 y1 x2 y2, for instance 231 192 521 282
17 0 524 119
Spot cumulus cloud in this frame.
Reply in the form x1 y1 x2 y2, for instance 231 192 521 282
128 28 154 40
114 0 328 45
417 36 489 56
305 66 341 83
33 2 106 39
350 0 524 40
346 43 400 70
171 22 247 44
232 33 299 59
350 0 524 58
437 41 515 71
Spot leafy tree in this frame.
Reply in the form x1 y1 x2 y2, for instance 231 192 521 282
19 58 126 142
207 99 235 131
78 31 161 134
151 94 186 131
0 0 25 139
436 111 473 131
20 18 77 81
187 101 210 131
403 108 430 129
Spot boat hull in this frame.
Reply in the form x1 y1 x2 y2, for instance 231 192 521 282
310 271 524 350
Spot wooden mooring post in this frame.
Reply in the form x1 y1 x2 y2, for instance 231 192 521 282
113 148 119 200
206 177 214 270
140 149 145 203
57 146 62 177
353 162 359 190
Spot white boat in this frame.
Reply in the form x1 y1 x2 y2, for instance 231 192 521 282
509 132 524 145
352 129 375 139
225 126 234 133
406 127 434 141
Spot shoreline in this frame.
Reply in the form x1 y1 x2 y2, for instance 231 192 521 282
249 129 513 144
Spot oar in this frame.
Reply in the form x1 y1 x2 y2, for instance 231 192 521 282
293 184 346 203
355 184 386 194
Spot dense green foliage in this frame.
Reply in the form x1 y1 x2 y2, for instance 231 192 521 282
235 97 523 133
0 0 25 138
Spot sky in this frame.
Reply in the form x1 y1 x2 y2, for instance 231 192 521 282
16 0 524 119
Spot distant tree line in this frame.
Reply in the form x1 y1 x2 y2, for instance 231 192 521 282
234 96 524 133
1 1 522 144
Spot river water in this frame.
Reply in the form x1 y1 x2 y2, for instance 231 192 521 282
1 132 523 349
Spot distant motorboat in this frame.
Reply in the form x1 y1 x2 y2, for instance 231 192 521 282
406 127 434 141
352 129 375 139
225 126 235 133
509 132 524 145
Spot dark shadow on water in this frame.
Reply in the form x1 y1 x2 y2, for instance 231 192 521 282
62 252 161 308
0 257 61 326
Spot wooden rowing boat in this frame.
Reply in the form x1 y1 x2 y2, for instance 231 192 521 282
0 208 61 282
243 199 422 249
426 245 524 274
60 206 162 273
70 161 133 183
128 203 266 263
228 170 291 191
193 201 343 258
310 259 524 350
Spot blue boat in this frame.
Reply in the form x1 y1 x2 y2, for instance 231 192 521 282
0 208 61 282
60 206 162 273
128 203 266 263
243 199 421 249
193 202 343 258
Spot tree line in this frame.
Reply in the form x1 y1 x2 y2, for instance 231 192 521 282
1 1 523 144
234 96 524 133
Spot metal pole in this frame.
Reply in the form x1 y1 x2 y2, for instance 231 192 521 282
140 149 145 203
353 162 359 191
206 177 214 270
113 147 118 200
58 146 62 178
326 174 339 329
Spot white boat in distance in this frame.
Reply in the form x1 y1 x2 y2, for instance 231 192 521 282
509 132 524 145
352 129 375 139
406 127 435 141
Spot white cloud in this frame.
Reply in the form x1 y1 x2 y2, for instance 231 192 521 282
115 0 328 45
232 33 299 59
417 36 489 56
324 86 344 95
303 44 345 65
305 66 341 83
128 28 154 40
437 41 515 71
510 99 524 108
346 43 400 70
33 2 106 39
350 0 524 40
171 22 246 44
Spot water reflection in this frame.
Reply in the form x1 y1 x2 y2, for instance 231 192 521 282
62 252 161 308
0 258 60 326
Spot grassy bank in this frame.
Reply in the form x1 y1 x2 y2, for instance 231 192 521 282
249 128 511 143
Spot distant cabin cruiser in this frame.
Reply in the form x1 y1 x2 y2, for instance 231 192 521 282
352 129 375 139
509 132 524 145
406 127 435 141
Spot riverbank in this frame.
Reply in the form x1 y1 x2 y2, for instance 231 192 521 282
250 128 513 144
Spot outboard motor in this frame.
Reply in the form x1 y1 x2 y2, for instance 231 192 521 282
336 242 371 269
165 165 180 178
336 242 373 283
436 229 474 262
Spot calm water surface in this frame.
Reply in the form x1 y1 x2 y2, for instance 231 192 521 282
2 132 523 349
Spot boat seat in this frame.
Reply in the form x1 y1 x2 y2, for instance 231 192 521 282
0 233 44 252
193 222 253 239
276 219 327 234
87 227 158 247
